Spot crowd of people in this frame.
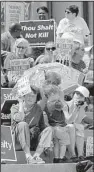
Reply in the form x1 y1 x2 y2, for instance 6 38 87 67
1 4 93 168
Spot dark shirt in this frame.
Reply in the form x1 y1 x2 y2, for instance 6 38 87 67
71 60 86 72
45 106 67 127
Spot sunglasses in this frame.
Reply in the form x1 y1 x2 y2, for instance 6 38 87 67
65 10 72 14
17 46 26 49
46 47 56 51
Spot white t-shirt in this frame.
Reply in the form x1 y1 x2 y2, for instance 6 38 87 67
56 16 90 44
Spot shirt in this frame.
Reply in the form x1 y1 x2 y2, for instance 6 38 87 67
56 16 90 44
11 103 45 132
45 106 67 127
71 60 86 72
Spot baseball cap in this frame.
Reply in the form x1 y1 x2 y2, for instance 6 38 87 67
75 86 90 97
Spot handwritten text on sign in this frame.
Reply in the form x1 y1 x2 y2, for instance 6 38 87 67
17 75 31 96
1 126 17 161
20 20 55 46
10 58 30 76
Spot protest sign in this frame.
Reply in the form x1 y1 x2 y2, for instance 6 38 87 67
84 71 93 84
20 19 55 46
1 88 18 126
86 136 93 157
56 38 73 66
1 126 17 161
10 58 30 77
17 75 31 97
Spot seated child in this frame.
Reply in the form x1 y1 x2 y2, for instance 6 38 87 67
32 84 71 163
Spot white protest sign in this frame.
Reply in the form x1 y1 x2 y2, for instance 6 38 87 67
56 38 73 65
86 136 93 157
17 75 31 97
1 126 17 161
10 58 30 76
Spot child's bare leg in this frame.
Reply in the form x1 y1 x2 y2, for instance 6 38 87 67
67 124 76 157
59 145 66 159
76 136 84 157
53 139 60 158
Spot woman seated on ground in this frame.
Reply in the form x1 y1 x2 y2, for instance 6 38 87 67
34 42 57 65
4 38 34 88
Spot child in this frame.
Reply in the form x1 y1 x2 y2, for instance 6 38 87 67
32 84 70 163
64 86 93 161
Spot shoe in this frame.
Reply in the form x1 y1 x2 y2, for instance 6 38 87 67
58 157 70 163
26 156 37 164
53 158 59 163
78 156 85 162
70 156 79 163
33 156 45 164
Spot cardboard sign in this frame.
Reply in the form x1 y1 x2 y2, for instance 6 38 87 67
86 136 93 157
20 20 55 46
56 38 73 65
17 75 31 96
10 58 30 76
1 88 18 126
1 126 17 161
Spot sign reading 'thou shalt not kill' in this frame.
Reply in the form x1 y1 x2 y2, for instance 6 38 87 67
20 19 55 46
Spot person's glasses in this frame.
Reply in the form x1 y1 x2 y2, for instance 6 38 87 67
46 47 56 51
17 46 26 49
65 10 72 14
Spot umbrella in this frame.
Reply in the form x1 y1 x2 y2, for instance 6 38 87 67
11 62 84 97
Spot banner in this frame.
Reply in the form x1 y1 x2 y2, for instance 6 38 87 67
5 2 24 30
1 88 18 126
1 126 17 161
20 19 55 46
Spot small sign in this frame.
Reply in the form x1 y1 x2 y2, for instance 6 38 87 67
56 38 73 65
1 88 18 126
20 19 55 46
17 75 31 96
1 126 17 161
86 136 93 157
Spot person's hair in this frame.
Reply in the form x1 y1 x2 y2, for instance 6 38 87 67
9 23 22 33
37 6 49 13
66 5 79 16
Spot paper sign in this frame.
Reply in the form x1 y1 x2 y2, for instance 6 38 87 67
10 58 30 79
1 88 18 126
1 126 17 161
17 75 31 96
86 136 93 157
20 19 55 46
56 38 73 65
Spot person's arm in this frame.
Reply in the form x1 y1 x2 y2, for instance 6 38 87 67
11 100 25 122
37 88 47 111
63 103 79 124
56 19 66 38
34 55 44 65
39 113 46 132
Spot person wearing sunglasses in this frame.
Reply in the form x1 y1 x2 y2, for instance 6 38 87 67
56 5 91 46
4 38 34 88
34 41 57 65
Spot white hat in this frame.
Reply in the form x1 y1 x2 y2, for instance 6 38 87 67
75 86 89 97
84 45 93 52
